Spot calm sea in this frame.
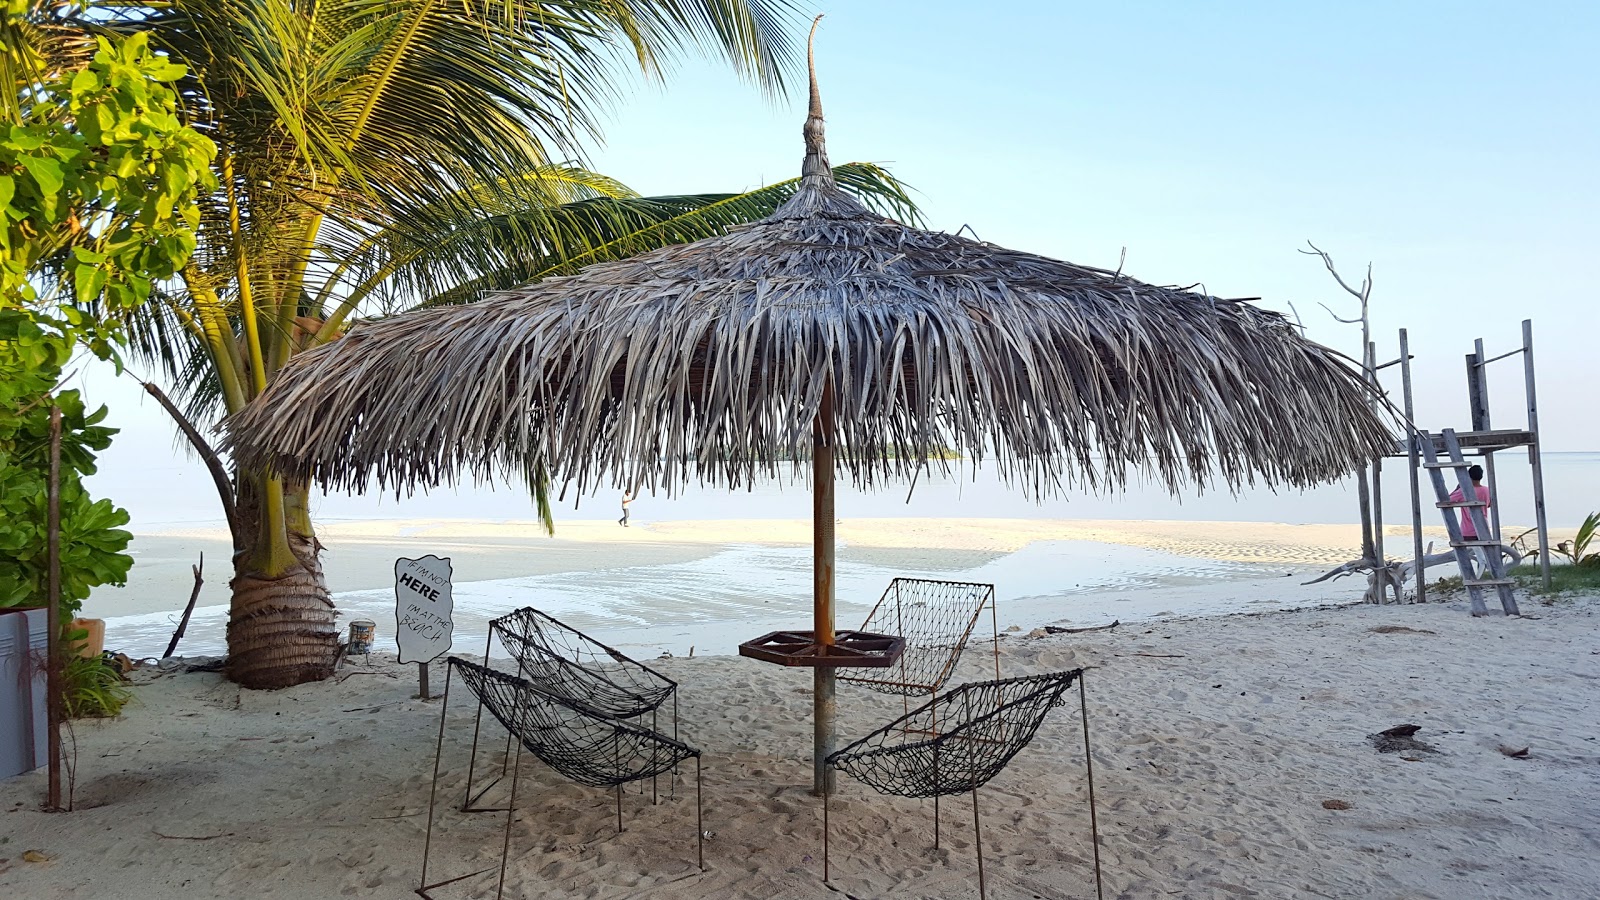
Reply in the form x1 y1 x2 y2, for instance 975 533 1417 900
89 450 1600 534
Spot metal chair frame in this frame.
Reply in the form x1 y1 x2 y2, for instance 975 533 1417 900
823 669 1104 900
838 577 1001 701
463 607 679 811
418 658 703 900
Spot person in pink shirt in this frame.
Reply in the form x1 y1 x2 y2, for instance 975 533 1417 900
1449 464 1492 540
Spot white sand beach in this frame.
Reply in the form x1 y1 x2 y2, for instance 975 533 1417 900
3 589 1597 899
4 518 1598 899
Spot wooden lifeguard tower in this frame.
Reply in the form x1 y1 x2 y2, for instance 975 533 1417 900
1388 319 1553 611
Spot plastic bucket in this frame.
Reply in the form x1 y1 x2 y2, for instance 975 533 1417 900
348 620 376 655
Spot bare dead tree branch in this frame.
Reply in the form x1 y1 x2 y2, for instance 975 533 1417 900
138 381 242 552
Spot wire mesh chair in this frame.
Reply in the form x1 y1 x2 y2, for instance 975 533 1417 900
824 670 1104 900
838 578 1000 710
464 607 679 809
419 658 704 900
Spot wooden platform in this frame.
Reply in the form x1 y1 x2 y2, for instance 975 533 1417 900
1390 429 1534 457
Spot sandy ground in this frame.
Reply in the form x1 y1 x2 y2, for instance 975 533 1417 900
3 586 1597 899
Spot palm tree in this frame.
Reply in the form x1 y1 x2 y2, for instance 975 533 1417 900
46 0 917 688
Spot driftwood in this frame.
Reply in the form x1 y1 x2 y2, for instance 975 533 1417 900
1043 619 1119 635
1306 542 1523 603
164 553 204 659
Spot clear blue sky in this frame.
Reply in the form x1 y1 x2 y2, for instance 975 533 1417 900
580 1 1598 449
80 0 1599 514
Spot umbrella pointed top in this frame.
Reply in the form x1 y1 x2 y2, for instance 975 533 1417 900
801 15 832 188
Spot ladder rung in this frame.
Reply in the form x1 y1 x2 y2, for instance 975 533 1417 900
1452 539 1501 546
1421 461 1471 469
1437 500 1487 508
1463 578 1515 587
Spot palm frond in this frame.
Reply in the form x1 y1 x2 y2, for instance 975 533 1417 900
341 162 919 313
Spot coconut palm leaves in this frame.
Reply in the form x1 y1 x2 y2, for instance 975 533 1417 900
15 0 922 689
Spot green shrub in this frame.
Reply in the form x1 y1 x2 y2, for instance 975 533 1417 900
61 652 133 719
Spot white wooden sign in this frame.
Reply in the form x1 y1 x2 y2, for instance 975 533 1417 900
394 555 454 665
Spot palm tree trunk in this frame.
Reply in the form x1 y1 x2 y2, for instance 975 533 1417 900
226 477 338 688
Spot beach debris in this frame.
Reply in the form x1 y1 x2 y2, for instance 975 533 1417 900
1497 744 1531 759
1369 625 1436 635
153 830 235 841
1044 620 1120 635
1321 799 1352 810
1004 625 1021 632
1027 628 1049 639
22 849 52 863
1369 724 1439 755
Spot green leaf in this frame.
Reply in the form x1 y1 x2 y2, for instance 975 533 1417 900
18 156 64 196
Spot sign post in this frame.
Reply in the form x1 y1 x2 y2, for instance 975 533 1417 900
394 555 454 700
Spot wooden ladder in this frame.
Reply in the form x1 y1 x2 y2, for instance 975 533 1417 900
1418 428 1520 616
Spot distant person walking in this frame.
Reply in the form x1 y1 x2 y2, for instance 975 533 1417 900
619 492 633 528
1449 464 1493 541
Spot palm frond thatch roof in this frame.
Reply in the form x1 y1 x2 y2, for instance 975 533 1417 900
225 58 1393 503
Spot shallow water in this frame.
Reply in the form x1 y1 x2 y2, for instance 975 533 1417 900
103 539 1289 660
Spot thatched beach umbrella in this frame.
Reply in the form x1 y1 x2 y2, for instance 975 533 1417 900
227 25 1393 792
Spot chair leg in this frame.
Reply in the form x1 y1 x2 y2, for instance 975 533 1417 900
652 708 659 806
971 788 986 900
822 772 831 884
495 740 523 900
462 633 493 810
1080 673 1105 900
616 784 624 834
695 755 704 872
419 663 452 893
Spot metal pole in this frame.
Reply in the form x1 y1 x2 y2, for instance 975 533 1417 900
45 406 62 812
495 735 523 900
695 755 704 871
1080 674 1105 900
812 380 836 796
1399 330 1425 604
464 629 494 810
1523 319 1552 591
971 788 986 900
420 663 453 891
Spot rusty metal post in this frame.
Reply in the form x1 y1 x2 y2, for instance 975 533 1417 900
813 380 836 796
46 406 63 812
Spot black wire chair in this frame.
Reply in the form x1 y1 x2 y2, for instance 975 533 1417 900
464 607 679 809
419 658 703 900
824 669 1104 900
838 578 1000 710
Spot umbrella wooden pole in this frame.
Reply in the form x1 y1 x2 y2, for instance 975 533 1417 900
812 381 836 796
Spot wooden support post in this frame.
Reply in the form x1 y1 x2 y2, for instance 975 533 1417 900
812 380 836 797
418 662 431 700
45 407 63 812
1465 351 1489 432
1473 339 1502 541
1399 329 1425 604
1368 341 1389 602
1522 320 1553 592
